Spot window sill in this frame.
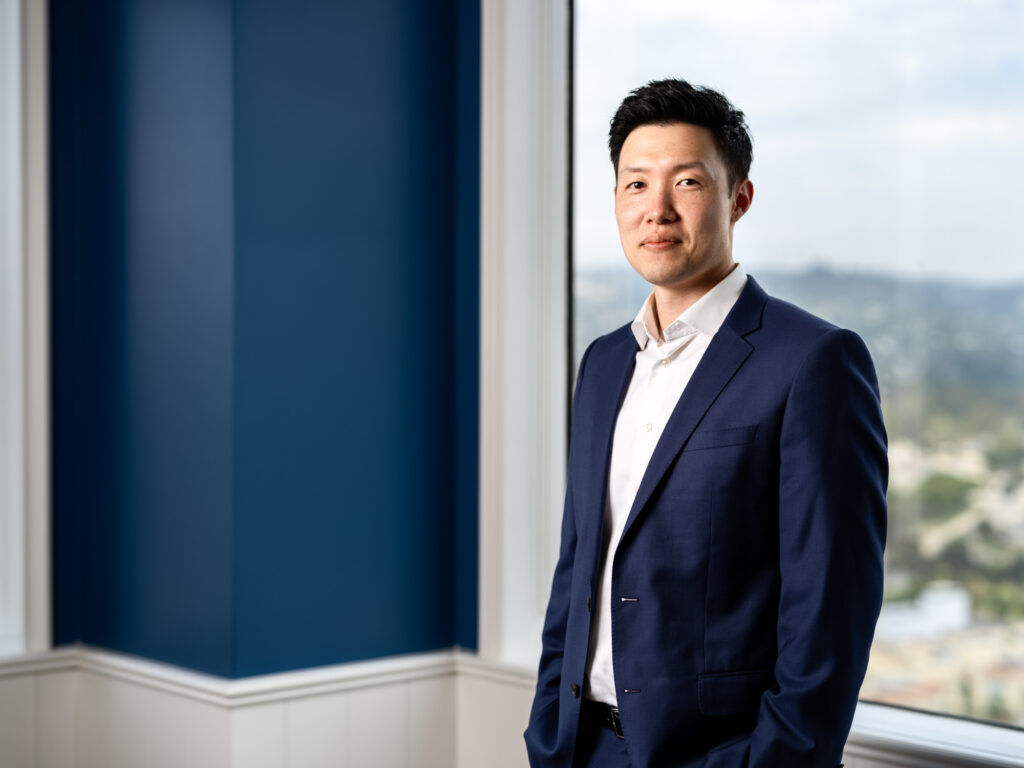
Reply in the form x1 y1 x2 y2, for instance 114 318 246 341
848 701 1024 767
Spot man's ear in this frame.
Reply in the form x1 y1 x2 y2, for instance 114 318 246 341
731 179 754 223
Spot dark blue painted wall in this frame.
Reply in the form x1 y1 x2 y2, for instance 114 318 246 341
231 0 465 675
454 0 480 653
50 0 236 676
52 0 479 678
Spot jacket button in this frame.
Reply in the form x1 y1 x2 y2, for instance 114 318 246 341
570 682 580 698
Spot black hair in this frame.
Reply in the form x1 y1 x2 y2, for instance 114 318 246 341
609 78 753 187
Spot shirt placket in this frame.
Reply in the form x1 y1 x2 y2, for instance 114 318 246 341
630 357 662 498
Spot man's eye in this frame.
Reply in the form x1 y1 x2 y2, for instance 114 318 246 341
678 178 697 187
627 181 645 190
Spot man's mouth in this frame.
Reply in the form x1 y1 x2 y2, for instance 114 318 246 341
642 238 680 249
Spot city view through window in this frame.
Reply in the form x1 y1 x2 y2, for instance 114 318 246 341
574 0 1024 727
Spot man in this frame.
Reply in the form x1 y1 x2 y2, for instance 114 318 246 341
524 79 887 768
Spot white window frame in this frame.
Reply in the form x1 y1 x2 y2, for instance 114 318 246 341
22 0 49 656
478 0 570 668
0 0 23 657
478 0 1024 762
0 0 50 657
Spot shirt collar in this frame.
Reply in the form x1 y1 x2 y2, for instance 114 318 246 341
630 263 748 349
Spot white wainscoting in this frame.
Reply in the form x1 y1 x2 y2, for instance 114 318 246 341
0 647 1021 768
456 653 534 768
0 646 515 768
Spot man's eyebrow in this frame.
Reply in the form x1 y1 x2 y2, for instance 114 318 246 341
619 161 708 174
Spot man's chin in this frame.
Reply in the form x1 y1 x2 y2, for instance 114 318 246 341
637 269 698 290
631 258 733 293
626 259 684 286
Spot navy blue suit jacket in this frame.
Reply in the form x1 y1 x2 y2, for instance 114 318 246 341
524 277 887 767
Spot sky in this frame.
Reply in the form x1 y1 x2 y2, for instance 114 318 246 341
575 0 1024 284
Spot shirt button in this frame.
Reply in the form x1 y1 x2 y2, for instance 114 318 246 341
644 423 652 432
661 358 670 366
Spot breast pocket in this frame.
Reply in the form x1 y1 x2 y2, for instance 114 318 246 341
686 425 758 452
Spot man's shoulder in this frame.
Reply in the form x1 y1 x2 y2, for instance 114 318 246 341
739 275 844 338
760 292 839 337
733 278 876 374
575 322 635 385
749 288 879 390
587 321 635 355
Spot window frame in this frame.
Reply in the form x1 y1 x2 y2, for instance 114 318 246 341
22 0 49 657
0 0 24 657
478 0 571 668
479 0 1024 761
0 0 50 658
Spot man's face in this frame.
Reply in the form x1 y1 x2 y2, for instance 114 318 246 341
614 122 751 294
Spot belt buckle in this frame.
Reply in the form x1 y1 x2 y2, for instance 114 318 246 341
607 706 624 739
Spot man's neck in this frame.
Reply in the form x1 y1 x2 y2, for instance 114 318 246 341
650 261 737 340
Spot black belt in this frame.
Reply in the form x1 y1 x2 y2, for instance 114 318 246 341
582 697 624 739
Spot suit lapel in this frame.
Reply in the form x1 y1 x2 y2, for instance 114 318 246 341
578 328 638 565
619 278 767 542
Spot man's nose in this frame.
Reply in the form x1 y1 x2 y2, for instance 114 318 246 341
645 185 678 223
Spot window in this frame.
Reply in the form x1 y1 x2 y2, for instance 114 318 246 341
574 0 1024 733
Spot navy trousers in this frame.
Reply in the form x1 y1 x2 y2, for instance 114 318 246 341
572 699 633 768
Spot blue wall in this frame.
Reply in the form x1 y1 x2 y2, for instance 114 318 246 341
52 0 479 678
454 0 481 654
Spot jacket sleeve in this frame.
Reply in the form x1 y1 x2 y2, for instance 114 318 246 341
524 341 595 766
738 328 888 768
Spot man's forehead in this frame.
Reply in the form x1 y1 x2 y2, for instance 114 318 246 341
619 160 709 174
618 123 724 172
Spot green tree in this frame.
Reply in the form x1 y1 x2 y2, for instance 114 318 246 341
918 473 977 522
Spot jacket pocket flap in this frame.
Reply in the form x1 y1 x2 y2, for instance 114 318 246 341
698 669 774 716
686 425 758 452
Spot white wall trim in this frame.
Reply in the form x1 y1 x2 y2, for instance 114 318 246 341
478 0 506 656
479 0 571 668
0 645 77 677
0 646 533 704
0 0 25 659
455 648 534 690
0 0 50 660
21 0 51 656
0 645 458 707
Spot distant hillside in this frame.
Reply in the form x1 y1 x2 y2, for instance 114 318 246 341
575 265 1024 442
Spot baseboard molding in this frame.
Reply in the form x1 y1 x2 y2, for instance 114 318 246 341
1 647 1021 768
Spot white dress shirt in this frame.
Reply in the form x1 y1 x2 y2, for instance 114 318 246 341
583 264 748 706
